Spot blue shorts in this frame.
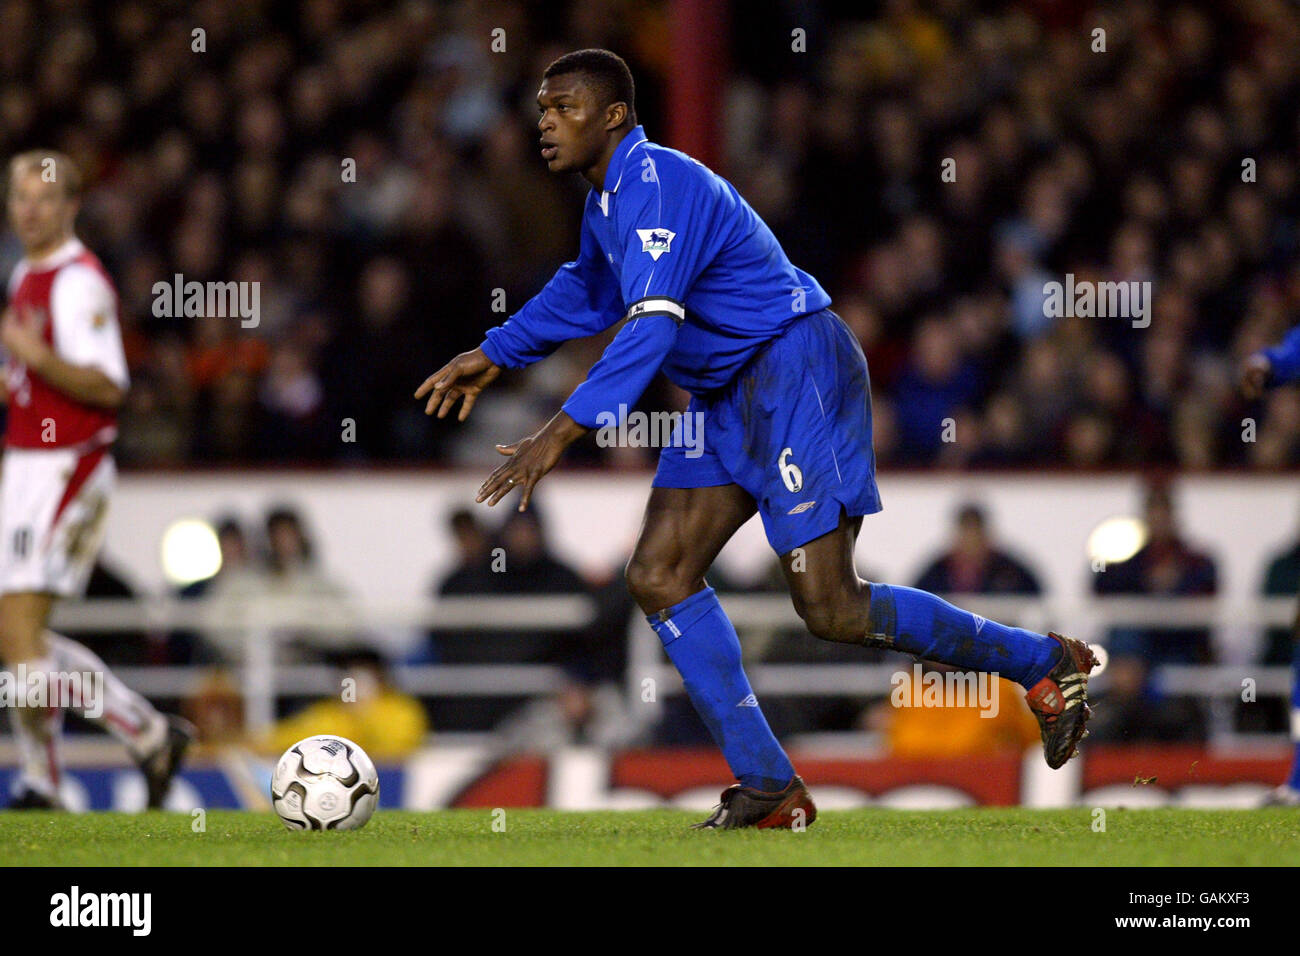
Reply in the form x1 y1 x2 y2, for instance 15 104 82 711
653 308 883 555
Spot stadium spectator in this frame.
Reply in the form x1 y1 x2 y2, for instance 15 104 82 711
914 503 1042 596
168 515 254 665
892 316 981 463
1093 484 1219 664
319 256 434 461
494 506 588 601
487 547 641 752
423 506 497 664
1262 529 1300 667
433 507 496 599
494 675 637 753
202 505 360 666
256 649 429 761
427 501 595 732
1241 524 1300 736
433 505 590 661
1087 654 1209 744
181 669 245 750
863 665 1041 758
1089 483 1217 744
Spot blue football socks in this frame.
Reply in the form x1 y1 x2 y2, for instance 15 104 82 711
647 586 794 792
866 583 1061 688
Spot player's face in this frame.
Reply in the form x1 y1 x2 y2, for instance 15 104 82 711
536 75 608 174
7 168 75 255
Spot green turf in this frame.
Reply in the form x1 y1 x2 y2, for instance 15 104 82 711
2 808 1298 866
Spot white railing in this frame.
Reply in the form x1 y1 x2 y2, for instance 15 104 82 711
50 596 595 729
45 595 1298 743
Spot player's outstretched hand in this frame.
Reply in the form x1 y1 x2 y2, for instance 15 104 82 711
415 347 500 420
477 435 563 512
1240 353 1271 400
476 412 590 512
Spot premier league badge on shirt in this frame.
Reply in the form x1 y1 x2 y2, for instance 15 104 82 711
636 228 676 261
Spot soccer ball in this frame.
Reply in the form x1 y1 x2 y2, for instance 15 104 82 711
271 735 379 831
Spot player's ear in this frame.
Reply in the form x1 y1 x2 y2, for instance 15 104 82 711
606 101 627 131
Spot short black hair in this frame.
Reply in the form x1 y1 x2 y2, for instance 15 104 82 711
544 48 636 127
265 505 303 531
264 505 313 559
955 503 986 528
447 508 480 534
214 516 245 539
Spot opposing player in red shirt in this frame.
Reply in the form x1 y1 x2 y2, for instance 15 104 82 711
1 151 193 809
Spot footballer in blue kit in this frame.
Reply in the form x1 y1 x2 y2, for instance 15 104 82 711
417 49 1099 829
1242 327 1300 806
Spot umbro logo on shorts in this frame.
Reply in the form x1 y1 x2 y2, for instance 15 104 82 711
787 501 817 515
736 694 759 707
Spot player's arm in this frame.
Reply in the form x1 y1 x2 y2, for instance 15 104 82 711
474 310 681 511
480 210 624 367
417 211 622 419
1242 324 1300 399
1 268 129 409
0 322 125 408
479 157 710 510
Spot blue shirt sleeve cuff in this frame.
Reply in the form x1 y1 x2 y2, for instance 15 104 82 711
561 393 611 430
480 332 514 369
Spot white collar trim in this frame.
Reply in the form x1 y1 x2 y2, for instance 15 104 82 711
610 139 647 195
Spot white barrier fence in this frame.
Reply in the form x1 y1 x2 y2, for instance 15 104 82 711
46 594 1297 743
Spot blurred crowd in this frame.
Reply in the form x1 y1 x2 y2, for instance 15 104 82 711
727 0 1300 469
3 0 1300 469
0 0 665 465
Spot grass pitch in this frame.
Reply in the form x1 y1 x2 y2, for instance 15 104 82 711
2 808 1297 866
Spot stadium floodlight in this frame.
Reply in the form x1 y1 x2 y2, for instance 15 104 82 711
160 517 223 586
1086 515 1148 567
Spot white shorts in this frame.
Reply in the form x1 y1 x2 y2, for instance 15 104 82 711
0 445 115 597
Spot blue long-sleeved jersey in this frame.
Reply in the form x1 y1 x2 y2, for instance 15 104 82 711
1262 325 1300 385
479 126 830 428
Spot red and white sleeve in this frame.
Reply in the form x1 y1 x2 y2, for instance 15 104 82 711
49 263 129 390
